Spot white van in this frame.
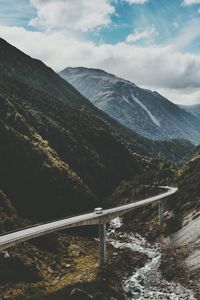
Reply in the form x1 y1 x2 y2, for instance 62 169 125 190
94 207 103 214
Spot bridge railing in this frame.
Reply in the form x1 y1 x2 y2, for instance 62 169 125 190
0 209 93 238
0 186 177 239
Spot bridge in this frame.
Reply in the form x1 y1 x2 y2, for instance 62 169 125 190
0 186 177 266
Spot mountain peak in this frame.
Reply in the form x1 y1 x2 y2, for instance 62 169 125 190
60 67 200 145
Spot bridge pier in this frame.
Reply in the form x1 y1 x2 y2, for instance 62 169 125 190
159 200 165 225
99 223 106 267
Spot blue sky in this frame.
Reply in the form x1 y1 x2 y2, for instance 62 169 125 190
1 0 199 48
0 0 200 104
0 0 35 27
98 0 199 46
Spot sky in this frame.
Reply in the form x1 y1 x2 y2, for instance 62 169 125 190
0 0 200 105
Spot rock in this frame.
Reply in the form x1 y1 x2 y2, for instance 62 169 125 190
63 263 71 268
72 251 80 257
47 266 54 274
3 251 10 258
0 251 10 259
70 288 93 300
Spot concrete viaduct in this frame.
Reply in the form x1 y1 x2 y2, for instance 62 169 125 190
0 186 178 266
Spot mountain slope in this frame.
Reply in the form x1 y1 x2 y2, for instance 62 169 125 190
0 38 150 222
60 67 200 145
0 94 96 220
0 38 196 224
180 104 200 120
175 154 200 219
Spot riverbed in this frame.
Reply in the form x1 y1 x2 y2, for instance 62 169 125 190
107 218 196 300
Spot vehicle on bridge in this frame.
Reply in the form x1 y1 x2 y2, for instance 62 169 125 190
94 207 103 214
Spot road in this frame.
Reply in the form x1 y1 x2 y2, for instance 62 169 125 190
0 186 177 251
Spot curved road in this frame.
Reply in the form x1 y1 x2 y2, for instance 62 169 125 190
0 186 177 251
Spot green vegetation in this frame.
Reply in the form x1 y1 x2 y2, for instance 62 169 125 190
0 38 199 300
108 152 200 238
0 233 147 300
174 154 200 219
0 38 144 222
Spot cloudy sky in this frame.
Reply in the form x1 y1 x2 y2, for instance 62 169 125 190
0 0 200 105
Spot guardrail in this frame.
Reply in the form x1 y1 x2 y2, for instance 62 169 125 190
0 186 178 256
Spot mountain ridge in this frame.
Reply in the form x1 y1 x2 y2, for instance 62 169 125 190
0 37 146 222
0 37 196 223
60 67 200 145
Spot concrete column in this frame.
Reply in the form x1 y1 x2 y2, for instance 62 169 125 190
99 223 106 267
159 200 165 225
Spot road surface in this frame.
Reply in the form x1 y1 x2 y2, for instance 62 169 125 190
0 186 177 251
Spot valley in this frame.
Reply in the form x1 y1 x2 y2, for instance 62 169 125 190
0 38 199 300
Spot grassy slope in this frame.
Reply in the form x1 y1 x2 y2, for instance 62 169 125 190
0 38 198 299
0 38 148 222
0 38 195 166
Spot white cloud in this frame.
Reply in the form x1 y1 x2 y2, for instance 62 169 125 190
29 0 115 31
0 25 95 70
183 0 200 5
158 87 200 106
125 26 157 43
0 24 200 105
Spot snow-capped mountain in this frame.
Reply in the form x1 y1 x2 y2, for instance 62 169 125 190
60 67 200 145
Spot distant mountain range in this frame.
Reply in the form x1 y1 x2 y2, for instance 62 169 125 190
60 67 200 145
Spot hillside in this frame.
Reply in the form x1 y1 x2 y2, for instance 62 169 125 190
106 152 200 297
108 150 200 231
60 67 200 145
0 38 152 223
0 38 199 298
2 41 196 167
0 37 198 226
175 154 200 220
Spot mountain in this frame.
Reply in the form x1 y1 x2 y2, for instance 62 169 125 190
0 38 199 300
180 104 200 120
60 67 200 145
0 38 152 223
0 38 196 225
141 138 195 164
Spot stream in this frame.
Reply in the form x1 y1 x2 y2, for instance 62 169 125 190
107 217 196 300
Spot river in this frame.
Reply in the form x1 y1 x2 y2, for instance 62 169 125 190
107 217 196 300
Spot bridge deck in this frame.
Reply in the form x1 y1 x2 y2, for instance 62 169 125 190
0 186 178 250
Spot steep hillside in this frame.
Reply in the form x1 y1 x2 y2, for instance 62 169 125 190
60 67 200 145
0 38 151 222
175 154 200 220
0 37 197 221
108 151 200 230
0 40 195 166
106 152 200 297
146 139 195 164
